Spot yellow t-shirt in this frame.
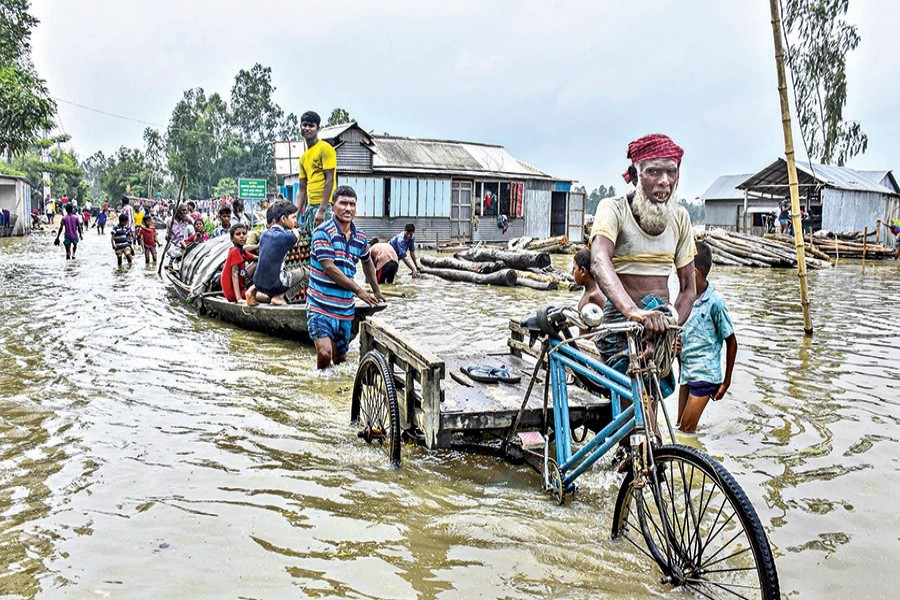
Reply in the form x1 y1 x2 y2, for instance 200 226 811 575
299 140 337 206
590 195 696 276
134 211 144 226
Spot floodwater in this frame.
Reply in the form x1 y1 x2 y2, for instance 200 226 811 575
1 229 898 599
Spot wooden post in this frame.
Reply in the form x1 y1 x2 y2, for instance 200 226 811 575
157 175 186 276
769 0 813 335
863 226 868 260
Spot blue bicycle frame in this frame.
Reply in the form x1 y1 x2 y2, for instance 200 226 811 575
548 337 647 490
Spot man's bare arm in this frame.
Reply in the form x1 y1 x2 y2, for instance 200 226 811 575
297 179 308 212
673 261 697 326
320 257 379 305
361 258 385 303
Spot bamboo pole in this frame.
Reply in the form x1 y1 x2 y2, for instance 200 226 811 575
157 175 186 276
769 0 813 335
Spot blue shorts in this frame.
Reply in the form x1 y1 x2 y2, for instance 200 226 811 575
63 236 78 246
685 381 720 397
307 311 352 357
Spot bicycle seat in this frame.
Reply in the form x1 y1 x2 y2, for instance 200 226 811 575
520 305 570 341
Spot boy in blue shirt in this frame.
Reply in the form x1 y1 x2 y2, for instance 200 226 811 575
388 223 421 278
677 241 737 432
246 201 308 306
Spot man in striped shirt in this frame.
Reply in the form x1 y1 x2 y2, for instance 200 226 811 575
308 185 384 369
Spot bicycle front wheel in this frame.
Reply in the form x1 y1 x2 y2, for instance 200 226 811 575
612 445 779 599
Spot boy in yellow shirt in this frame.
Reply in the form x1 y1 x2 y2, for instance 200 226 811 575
297 110 337 233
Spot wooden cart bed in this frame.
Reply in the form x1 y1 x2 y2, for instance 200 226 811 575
358 318 611 449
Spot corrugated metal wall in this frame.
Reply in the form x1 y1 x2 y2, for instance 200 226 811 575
474 216 525 242
356 217 452 244
525 189 551 238
335 129 373 172
821 189 889 233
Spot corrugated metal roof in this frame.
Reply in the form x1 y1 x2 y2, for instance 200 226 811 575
317 122 358 140
699 174 754 201
856 170 899 193
738 159 898 195
371 136 555 180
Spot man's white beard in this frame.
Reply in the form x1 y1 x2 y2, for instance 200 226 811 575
632 186 674 235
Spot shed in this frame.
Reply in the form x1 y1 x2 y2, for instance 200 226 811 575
275 124 582 244
701 159 900 242
0 174 31 237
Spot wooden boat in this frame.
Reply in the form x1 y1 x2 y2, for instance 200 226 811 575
164 237 385 342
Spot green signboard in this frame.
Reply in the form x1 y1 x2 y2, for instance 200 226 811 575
238 178 267 200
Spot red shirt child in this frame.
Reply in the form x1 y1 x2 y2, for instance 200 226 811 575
139 223 157 246
220 226 257 302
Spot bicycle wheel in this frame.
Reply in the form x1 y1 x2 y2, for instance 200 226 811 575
351 350 401 467
612 445 779 599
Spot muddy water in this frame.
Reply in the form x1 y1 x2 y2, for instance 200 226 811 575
1 231 898 598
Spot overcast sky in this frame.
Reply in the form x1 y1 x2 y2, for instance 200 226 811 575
29 0 900 201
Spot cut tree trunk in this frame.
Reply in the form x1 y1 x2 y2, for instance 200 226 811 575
455 248 551 269
420 267 518 286
420 255 504 274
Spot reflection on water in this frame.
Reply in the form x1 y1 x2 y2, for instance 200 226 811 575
1 232 899 597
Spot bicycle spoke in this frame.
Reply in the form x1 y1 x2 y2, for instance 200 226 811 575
699 544 752 572
685 578 758 600
699 520 744 569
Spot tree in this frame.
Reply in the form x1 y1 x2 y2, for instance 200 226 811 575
212 177 237 199
326 108 353 127
784 0 866 165
229 63 299 186
95 146 152 201
584 185 617 215
1 0 39 64
678 198 706 224
0 0 56 161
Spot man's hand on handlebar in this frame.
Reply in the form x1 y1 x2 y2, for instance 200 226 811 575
626 308 670 336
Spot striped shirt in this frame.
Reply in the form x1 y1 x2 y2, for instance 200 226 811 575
308 218 370 320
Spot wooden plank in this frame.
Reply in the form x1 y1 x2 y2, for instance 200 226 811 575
365 318 444 370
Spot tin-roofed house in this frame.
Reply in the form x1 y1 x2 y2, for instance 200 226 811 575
275 123 583 244
700 159 900 242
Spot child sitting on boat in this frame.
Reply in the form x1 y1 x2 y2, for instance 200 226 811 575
213 206 232 238
245 201 308 306
221 223 258 303
183 218 209 248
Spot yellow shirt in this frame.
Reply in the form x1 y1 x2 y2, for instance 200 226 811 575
134 211 144 226
299 140 337 206
590 195 696 276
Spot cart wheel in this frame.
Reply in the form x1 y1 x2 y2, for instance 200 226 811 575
351 350 401 467
546 460 566 505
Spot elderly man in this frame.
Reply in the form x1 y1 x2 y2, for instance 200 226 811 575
588 134 696 453
590 133 696 373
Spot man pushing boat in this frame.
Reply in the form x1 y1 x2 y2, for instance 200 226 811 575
308 185 384 369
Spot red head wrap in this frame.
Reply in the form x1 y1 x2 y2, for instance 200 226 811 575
622 134 684 183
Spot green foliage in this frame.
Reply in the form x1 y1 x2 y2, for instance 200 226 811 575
0 62 56 159
88 146 152 202
583 185 617 215
678 199 705 224
326 108 353 127
784 0 866 165
228 64 300 186
11 143 85 198
212 177 237 199
0 0 38 64
0 162 25 177
0 0 55 160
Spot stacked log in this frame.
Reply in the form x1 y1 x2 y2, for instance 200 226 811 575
804 234 894 259
698 228 832 269
420 246 573 290
455 248 551 269
419 267 517 287
420 255 504 274
507 235 573 253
